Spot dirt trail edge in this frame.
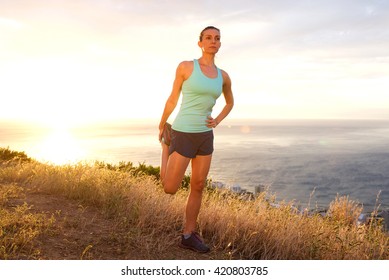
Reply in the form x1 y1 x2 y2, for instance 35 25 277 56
7 185 224 260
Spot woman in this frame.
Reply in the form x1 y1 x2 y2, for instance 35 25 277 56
158 26 234 253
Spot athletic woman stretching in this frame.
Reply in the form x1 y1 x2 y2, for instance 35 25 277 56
158 26 234 253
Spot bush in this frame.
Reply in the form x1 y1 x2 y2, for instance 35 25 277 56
0 147 31 163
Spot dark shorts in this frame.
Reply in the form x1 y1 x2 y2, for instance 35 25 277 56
169 129 214 158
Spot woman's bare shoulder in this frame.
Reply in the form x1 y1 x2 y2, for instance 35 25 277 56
220 69 231 83
177 60 194 79
177 60 193 69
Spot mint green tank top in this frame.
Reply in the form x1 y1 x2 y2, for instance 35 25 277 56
172 59 223 133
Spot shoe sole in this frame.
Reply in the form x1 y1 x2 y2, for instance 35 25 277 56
178 242 210 253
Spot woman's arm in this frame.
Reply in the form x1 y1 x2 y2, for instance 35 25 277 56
207 70 234 128
158 61 188 141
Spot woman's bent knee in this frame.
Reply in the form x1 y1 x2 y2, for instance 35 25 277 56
164 188 177 195
163 181 179 195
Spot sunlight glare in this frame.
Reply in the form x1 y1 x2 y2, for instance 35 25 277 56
36 127 86 165
240 125 251 134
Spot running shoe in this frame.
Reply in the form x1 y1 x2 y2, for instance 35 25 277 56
179 232 210 253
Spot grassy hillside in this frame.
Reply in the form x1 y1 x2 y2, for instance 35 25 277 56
0 147 388 259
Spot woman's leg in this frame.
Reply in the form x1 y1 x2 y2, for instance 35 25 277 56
160 142 170 181
162 151 191 195
183 154 212 234
159 123 172 181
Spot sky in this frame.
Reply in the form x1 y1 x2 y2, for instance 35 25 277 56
1 0 389 127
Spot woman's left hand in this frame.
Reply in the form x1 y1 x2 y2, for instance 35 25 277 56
206 116 218 128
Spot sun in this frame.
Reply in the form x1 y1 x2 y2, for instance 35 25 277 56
35 126 86 165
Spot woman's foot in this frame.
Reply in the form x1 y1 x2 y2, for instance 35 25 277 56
161 122 172 146
179 232 210 253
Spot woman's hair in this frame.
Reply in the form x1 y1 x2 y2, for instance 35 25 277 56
199 26 220 42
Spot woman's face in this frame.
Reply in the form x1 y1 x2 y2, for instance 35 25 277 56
198 29 221 54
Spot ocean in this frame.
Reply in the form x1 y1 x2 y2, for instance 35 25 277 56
1 119 389 212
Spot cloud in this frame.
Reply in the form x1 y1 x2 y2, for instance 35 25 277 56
267 1 389 55
1 0 388 121
4 0 387 57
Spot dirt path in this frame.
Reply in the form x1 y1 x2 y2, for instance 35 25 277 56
7 186 224 260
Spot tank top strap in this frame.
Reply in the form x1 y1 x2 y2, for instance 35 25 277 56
193 59 201 73
216 66 222 79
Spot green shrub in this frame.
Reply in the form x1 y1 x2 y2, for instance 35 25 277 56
0 147 31 163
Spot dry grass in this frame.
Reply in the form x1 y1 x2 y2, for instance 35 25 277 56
1 149 388 260
0 183 55 259
200 191 388 259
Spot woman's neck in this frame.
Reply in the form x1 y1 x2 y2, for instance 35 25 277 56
198 55 215 67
